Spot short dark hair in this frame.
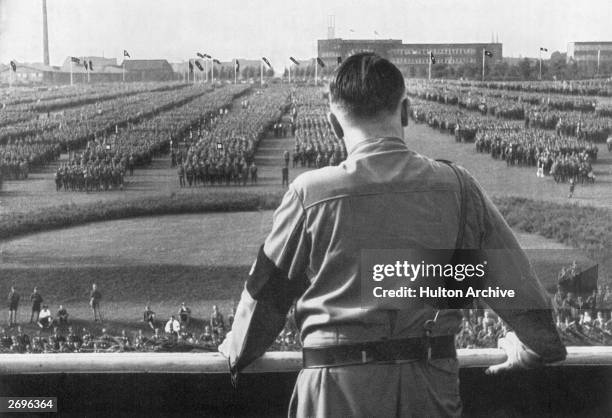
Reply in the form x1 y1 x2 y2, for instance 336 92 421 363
329 52 405 119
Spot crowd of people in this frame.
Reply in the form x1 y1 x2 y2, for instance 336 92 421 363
474 129 597 183
407 80 612 143
3 284 301 354
174 86 290 187
5 262 612 354
47 85 251 191
407 81 606 186
552 262 612 346
431 78 612 97
291 87 347 168
0 84 234 179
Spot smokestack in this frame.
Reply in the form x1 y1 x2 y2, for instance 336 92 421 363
42 0 50 65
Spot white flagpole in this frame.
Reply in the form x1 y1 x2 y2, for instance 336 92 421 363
234 60 237 84
597 50 601 75
122 60 125 82
481 49 485 82
428 51 432 81
211 60 215 84
70 60 74 86
539 49 542 80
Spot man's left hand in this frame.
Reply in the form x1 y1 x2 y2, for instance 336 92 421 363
485 331 542 375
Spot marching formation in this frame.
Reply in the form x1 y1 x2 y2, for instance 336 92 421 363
407 80 607 188
174 86 290 187
291 87 347 167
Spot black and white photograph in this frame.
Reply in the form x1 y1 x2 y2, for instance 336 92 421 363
0 0 611 416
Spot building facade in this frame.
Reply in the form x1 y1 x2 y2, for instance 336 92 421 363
567 42 612 75
318 39 502 76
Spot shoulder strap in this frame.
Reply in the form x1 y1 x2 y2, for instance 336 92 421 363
436 159 467 250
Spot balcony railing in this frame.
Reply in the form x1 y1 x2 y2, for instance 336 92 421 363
2 346 612 374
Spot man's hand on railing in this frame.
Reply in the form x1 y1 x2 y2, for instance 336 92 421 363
485 331 542 374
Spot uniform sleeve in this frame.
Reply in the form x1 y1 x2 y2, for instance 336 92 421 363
221 185 310 373
463 171 566 363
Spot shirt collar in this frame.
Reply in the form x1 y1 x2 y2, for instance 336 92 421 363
346 136 409 158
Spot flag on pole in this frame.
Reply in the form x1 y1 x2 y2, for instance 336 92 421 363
188 60 194 73
430 52 436 64
194 60 204 71
337 56 342 65
540 47 548 52
235 59 240 73
262 57 273 69
290 57 300 66
70 57 81 64
123 50 131 58
197 53 205 59
84 61 89 70
89 60 94 71
9 61 16 72
484 50 493 57
558 264 598 296
316 57 325 68
213 59 221 65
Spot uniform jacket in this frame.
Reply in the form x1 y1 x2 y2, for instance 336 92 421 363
222 136 566 373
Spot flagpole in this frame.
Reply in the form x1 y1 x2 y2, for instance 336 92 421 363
481 49 485 82
234 60 237 85
211 60 214 84
428 51 432 81
597 50 601 76
122 60 125 82
70 60 73 86
539 49 542 81
315 59 318 86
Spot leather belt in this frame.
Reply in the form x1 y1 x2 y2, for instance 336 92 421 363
302 335 456 368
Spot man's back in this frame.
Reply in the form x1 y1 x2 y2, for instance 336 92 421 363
287 137 464 344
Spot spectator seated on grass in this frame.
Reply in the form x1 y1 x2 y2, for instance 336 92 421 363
37 305 53 329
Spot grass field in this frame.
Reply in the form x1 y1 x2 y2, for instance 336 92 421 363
1 122 611 338
0 212 598 338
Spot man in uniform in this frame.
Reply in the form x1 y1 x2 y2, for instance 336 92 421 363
178 302 191 327
178 163 186 188
7 286 19 327
89 283 102 322
220 53 566 417
37 305 53 329
143 305 156 330
57 305 69 326
30 287 43 324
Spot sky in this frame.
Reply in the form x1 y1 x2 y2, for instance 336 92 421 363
1 0 611 69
